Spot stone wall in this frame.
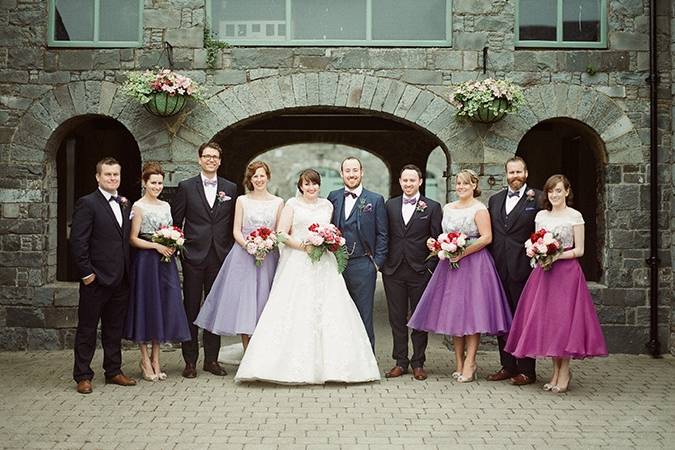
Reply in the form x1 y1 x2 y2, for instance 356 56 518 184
0 0 672 353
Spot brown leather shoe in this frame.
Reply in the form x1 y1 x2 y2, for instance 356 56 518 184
384 366 408 378
76 379 92 394
412 367 427 381
511 373 537 386
182 363 197 378
105 373 137 386
203 361 227 376
486 368 514 381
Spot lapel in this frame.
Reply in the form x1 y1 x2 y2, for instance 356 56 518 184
95 190 123 236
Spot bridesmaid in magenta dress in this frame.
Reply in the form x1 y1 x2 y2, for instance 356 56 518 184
505 174 607 393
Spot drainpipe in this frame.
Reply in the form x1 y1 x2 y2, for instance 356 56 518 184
645 0 661 357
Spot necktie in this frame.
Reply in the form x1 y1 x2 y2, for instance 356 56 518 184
204 179 217 188
403 197 417 205
344 191 357 199
508 190 520 198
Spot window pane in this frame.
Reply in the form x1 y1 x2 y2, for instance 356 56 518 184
372 0 446 41
292 0 366 40
54 0 94 41
100 0 140 42
211 0 285 40
519 0 557 41
563 0 600 42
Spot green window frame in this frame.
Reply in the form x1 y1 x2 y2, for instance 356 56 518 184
515 0 607 49
47 0 143 48
206 0 452 47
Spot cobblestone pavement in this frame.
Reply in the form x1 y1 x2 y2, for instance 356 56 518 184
1 298 674 449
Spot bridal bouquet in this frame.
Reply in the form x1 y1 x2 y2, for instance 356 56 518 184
427 231 468 269
152 225 186 262
525 228 563 271
305 223 349 273
244 226 279 267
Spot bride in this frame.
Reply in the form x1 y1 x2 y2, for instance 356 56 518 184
235 169 380 384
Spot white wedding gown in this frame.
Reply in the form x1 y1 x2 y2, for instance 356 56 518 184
235 197 380 384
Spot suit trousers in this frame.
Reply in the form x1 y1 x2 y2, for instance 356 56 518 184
498 277 536 378
182 248 222 365
73 277 129 382
343 256 377 349
382 261 430 369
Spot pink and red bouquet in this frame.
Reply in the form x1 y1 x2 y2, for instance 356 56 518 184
305 223 349 273
151 225 186 262
427 231 468 269
244 226 279 267
524 228 563 271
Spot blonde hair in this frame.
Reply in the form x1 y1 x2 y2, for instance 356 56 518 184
456 169 481 197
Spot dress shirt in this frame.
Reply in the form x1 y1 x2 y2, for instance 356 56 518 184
201 173 218 208
99 187 123 227
344 185 363 219
505 184 527 215
401 194 419 225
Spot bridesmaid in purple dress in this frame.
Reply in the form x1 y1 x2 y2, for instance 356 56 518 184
408 169 512 382
505 175 607 393
195 161 283 350
125 162 191 382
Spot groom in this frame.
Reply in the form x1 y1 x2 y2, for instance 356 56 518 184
328 157 388 349
487 156 544 385
172 142 237 378
382 165 442 381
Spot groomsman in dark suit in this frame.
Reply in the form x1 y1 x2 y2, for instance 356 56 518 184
70 157 137 394
171 142 237 378
328 157 388 349
486 156 544 385
381 165 442 381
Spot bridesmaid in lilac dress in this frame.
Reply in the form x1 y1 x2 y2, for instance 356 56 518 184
505 175 607 393
408 169 512 382
195 161 283 350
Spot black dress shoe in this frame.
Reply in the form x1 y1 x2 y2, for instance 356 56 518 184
182 363 197 378
203 361 227 376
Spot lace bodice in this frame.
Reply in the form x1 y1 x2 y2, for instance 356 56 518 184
240 196 283 234
441 201 486 238
133 200 173 235
535 209 584 249
287 197 334 241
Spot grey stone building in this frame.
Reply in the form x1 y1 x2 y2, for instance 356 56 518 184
0 0 672 354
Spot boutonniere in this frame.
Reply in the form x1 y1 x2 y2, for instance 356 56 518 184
526 189 535 202
358 198 373 213
416 200 427 213
217 191 231 203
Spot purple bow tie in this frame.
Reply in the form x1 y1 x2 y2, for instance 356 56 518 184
403 197 417 205
344 191 357 199
203 179 217 188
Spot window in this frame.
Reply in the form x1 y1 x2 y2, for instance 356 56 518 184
48 0 143 47
207 0 451 47
516 0 606 48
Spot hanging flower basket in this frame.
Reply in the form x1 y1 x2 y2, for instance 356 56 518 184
122 69 203 117
450 78 524 124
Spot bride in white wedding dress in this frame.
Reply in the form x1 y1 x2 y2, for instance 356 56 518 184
235 169 380 384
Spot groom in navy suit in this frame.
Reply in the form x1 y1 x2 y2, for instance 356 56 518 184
328 157 388 349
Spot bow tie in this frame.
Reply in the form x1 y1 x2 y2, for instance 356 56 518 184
403 197 417 205
344 191 357 199
203 179 218 188
507 190 520 198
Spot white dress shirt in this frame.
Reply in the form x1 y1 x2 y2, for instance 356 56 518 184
344 185 363 219
505 184 527 215
99 187 122 227
201 173 218 208
401 194 419 225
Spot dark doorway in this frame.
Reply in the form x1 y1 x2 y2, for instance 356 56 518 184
56 116 142 281
517 118 605 282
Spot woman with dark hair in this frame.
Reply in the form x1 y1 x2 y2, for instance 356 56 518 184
125 162 191 381
505 174 607 393
195 160 283 350
235 169 380 384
